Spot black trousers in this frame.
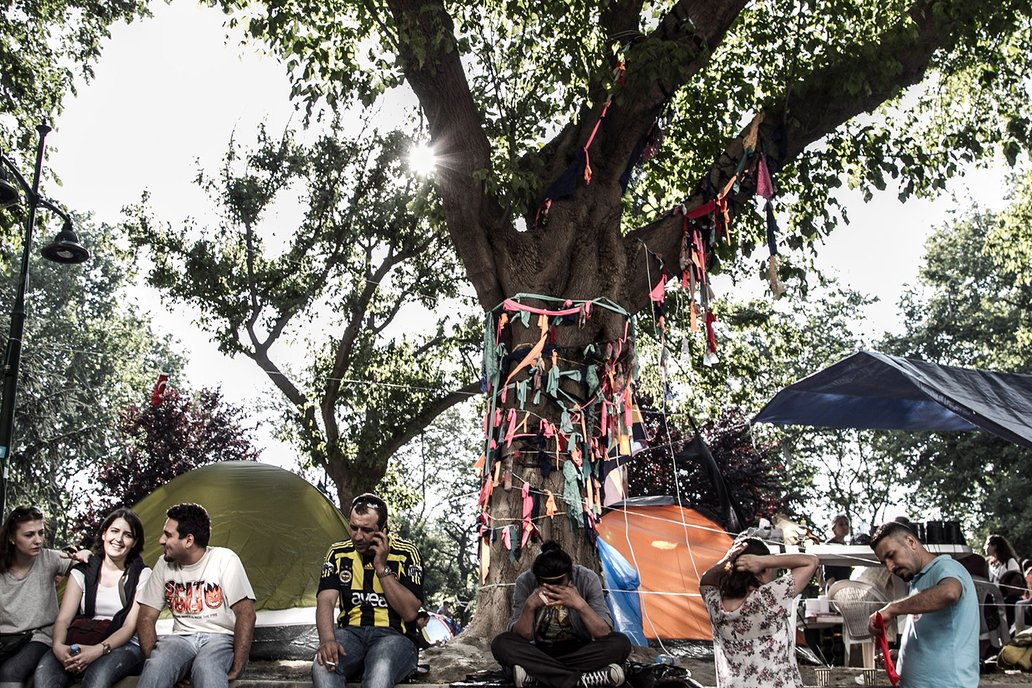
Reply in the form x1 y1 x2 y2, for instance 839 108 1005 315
491 631 632 688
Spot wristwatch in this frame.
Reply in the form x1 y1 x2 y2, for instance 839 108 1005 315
101 642 111 655
376 567 392 579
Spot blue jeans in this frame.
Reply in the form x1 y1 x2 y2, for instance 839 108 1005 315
311 626 417 688
34 643 144 688
0 640 50 688
136 634 234 688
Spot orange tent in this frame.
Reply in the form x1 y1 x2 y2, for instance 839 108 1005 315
597 503 732 641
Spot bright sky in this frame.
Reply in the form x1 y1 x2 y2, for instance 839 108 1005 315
41 2 1011 476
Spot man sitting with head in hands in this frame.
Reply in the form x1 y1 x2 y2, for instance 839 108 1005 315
492 541 630 688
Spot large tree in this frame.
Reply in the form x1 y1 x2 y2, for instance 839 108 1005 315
219 0 1032 633
127 123 479 505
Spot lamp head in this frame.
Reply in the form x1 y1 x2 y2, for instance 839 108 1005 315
0 168 20 209
41 221 90 264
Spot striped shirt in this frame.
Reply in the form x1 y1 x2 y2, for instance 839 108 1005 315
318 536 424 637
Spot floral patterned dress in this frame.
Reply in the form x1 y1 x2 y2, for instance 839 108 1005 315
701 574 801 688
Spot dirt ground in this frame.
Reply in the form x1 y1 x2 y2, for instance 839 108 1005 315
250 642 1032 687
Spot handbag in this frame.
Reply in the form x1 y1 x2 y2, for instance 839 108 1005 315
65 618 112 646
0 630 34 662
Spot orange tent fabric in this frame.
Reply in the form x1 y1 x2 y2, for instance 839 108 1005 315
597 504 732 641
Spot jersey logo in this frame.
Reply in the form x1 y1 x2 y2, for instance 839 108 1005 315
351 591 387 608
321 562 336 578
339 568 352 585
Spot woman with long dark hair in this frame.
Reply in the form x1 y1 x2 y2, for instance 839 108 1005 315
33 508 151 688
699 538 817 688
984 534 1020 584
0 506 81 687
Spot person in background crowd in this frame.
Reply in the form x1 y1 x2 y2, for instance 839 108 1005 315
823 514 852 590
985 534 1020 584
959 554 1009 659
0 506 86 688
35 508 151 688
998 570 1028 631
700 538 817 688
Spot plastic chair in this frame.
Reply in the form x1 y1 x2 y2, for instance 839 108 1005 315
829 579 889 668
973 579 1010 651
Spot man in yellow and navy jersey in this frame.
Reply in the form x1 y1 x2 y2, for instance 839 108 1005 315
312 493 424 688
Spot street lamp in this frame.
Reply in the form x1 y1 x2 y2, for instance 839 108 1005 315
0 124 90 519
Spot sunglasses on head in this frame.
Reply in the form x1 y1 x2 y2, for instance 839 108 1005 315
351 496 384 511
9 505 44 520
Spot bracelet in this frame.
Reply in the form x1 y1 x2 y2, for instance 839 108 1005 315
102 642 111 655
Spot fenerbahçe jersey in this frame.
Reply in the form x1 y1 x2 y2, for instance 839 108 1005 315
318 535 424 638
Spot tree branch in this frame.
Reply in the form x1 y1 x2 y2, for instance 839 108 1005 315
384 0 509 309
319 240 427 440
623 0 1005 314
370 380 481 468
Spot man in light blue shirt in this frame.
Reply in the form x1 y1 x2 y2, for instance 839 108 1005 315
868 521 978 688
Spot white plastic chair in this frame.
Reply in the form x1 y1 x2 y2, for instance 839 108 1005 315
829 579 889 668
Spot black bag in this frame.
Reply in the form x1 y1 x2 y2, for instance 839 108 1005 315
65 618 112 646
0 630 33 663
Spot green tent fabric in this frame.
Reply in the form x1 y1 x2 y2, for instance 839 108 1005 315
133 461 349 611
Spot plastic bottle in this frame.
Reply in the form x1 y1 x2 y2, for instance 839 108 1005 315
69 644 81 657
654 654 675 665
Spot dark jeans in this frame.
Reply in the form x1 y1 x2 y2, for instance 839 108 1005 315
0 640 50 688
34 643 144 688
491 632 631 688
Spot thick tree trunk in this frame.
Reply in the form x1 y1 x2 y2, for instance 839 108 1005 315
462 259 636 637
324 453 384 509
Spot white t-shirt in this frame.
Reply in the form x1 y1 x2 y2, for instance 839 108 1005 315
989 557 1020 584
137 547 255 635
69 567 152 618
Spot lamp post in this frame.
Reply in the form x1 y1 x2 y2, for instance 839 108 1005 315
0 124 91 519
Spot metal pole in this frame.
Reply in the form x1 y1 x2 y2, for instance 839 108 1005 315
0 123 51 520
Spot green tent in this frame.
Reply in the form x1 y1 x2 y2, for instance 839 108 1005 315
134 461 348 614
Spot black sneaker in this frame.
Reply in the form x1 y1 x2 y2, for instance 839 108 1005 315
513 665 540 687
577 664 625 688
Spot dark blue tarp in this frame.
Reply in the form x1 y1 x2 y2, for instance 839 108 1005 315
752 351 1032 450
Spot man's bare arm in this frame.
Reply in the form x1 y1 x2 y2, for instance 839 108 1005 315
315 589 344 670
136 605 160 658
227 598 256 680
868 577 963 634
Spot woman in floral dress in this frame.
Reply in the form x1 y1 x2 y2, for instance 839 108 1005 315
699 538 818 688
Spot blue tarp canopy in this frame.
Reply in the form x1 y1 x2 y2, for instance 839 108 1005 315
752 351 1032 450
